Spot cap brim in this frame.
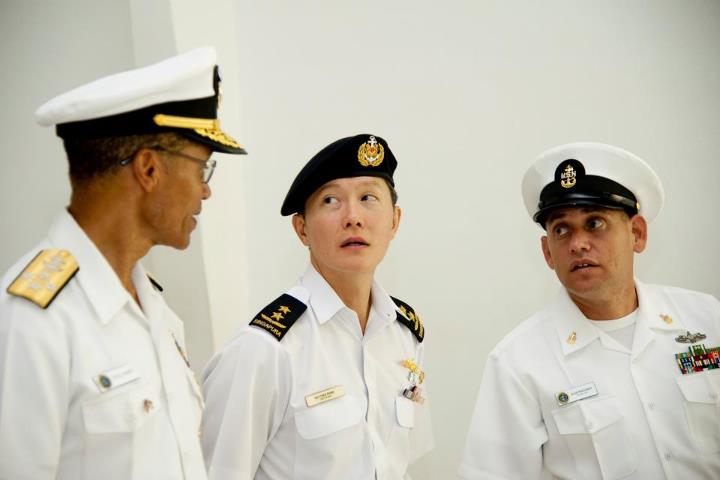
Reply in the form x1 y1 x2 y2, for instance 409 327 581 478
533 198 628 226
182 128 246 154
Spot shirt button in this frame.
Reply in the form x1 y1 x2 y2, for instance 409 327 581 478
648 402 655 410
664 452 673 462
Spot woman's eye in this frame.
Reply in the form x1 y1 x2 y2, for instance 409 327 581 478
361 193 379 202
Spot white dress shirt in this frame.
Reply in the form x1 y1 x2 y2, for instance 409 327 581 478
0 210 206 480
458 280 720 479
202 265 434 480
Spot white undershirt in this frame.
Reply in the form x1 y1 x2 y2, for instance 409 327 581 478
589 309 639 351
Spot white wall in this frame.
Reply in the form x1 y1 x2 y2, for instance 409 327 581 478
2 1 719 478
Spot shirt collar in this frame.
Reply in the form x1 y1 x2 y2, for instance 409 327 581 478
553 278 689 356
47 210 131 325
299 264 396 326
552 289 600 356
301 264 346 325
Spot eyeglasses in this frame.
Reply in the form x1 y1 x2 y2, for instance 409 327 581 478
119 147 217 184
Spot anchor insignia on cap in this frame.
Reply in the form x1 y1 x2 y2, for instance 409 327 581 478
357 135 385 167
560 164 577 189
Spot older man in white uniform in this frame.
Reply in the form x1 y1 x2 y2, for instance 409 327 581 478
0 48 246 480
459 143 720 479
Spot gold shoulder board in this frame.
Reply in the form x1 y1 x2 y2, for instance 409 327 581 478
6 249 79 309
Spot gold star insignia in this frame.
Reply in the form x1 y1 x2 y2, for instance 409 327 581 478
660 314 673 324
567 331 577 345
279 305 291 314
271 312 284 321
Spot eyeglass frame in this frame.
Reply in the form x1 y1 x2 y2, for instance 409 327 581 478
119 146 217 184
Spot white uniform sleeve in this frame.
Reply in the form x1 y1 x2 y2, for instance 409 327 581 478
458 352 549 480
201 329 292 480
0 302 70 480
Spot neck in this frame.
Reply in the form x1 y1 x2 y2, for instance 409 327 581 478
69 189 151 299
569 281 639 320
311 259 374 333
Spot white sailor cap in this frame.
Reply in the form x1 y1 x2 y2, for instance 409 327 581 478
35 47 245 154
521 142 664 227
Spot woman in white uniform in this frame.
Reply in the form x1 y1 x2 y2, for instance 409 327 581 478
201 134 434 480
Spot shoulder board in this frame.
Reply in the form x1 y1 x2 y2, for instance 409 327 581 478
391 296 424 343
146 273 164 292
6 249 79 309
249 293 307 341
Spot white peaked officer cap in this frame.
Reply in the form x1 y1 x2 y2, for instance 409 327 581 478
35 47 245 154
522 142 664 227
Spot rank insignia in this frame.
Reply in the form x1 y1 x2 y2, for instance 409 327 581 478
6 249 78 309
675 344 720 375
401 358 426 404
249 293 307 341
357 135 385 167
675 330 707 344
391 296 424 343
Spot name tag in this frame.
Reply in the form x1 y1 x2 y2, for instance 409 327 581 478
556 382 599 406
305 385 345 407
93 364 141 393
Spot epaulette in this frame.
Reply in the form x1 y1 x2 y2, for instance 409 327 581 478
6 249 79 309
147 273 163 292
391 296 424 343
249 293 307 341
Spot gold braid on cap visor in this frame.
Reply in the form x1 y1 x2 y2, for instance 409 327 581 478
153 114 243 149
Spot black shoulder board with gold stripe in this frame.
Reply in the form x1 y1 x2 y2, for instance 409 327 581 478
6 249 79 309
391 296 424 343
249 293 307 341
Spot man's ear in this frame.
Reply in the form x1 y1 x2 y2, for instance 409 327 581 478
132 148 163 192
631 215 648 253
292 214 310 246
541 236 556 270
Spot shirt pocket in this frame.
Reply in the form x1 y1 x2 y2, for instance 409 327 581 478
82 383 162 433
395 396 415 428
294 393 364 440
676 370 720 453
551 394 637 480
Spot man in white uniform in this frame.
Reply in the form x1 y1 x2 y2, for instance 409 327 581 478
0 47 246 480
202 134 434 479
459 143 720 479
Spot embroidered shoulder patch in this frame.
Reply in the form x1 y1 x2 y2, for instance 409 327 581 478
249 293 307 341
391 296 424 343
6 249 78 309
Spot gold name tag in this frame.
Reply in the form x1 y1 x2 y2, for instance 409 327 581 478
305 385 345 407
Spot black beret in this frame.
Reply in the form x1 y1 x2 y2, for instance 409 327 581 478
281 134 397 216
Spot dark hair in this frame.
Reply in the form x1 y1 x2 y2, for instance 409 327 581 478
63 132 192 186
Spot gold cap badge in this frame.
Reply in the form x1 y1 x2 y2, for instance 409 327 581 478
357 135 384 167
560 163 577 188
